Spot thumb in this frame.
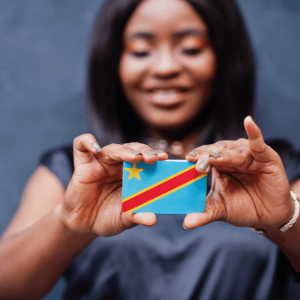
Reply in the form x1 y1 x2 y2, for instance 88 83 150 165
244 116 271 162
183 168 222 229
183 212 213 229
122 212 157 229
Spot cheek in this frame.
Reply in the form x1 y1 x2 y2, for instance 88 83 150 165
119 54 149 89
189 50 217 83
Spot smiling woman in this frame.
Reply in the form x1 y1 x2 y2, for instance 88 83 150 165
1 0 300 299
119 0 216 136
88 0 254 150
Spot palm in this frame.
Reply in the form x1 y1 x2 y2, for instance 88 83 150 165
91 185 127 237
207 165 289 228
79 158 151 237
185 117 293 230
62 137 161 236
67 155 143 237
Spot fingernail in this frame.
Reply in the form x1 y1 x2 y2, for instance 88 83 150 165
92 142 101 153
156 150 164 154
189 151 197 157
147 150 157 156
130 150 142 156
211 152 222 158
197 160 209 170
183 224 190 230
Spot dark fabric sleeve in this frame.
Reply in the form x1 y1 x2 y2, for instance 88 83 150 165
284 151 300 184
267 139 300 183
39 145 74 190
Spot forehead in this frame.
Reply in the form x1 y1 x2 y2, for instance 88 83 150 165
123 0 208 36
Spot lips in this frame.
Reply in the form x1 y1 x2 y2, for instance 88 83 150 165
143 88 190 108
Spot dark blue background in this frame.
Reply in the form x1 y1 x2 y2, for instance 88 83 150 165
0 0 299 299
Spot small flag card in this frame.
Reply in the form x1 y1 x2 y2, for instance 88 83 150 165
122 160 207 214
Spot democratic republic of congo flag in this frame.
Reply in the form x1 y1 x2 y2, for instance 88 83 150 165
122 160 207 214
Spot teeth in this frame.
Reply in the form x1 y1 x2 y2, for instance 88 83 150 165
149 89 180 104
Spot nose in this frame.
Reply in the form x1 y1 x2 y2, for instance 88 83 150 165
152 46 181 79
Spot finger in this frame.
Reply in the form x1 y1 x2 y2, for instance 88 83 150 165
128 144 167 163
183 175 224 229
100 143 167 165
244 116 274 162
193 141 251 174
99 143 143 165
156 150 169 160
207 146 253 172
183 212 213 229
186 139 248 162
73 134 102 167
122 212 157 229
195 154 212 174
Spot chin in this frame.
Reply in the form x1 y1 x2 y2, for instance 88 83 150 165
150 119 190 131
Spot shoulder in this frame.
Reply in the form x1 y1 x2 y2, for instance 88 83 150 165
267 139 292 165
267 139 300 184
40 145 73 189
40 145 73 167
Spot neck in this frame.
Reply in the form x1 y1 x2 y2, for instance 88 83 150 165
145 118 204 158
147 124 201 146
147 98 215 145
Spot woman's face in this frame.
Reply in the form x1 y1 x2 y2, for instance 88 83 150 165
119 0 217 132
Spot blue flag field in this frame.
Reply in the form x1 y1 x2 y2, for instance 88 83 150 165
122 160 207 214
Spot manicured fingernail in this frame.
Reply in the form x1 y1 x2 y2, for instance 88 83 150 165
189 151 198 157
92 142 101 153
156 150 164 154
147 150 157 156
197 160 209 170
130 150 142 156
183 224 190 230
211 152 222 158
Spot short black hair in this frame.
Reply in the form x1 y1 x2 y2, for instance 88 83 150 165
87 0 255 145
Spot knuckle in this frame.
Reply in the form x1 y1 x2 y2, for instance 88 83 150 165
123 142 141 148
122 144 131 150
215 141 228 149
73 134 88 144
238 138 247 144
237 147 246 155
195 145 208 153
257 143 268 154
140 145 152 151
222 150 231 157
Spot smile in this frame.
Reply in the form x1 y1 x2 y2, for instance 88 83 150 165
143 89 189 107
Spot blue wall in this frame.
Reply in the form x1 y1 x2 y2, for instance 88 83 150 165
0 0 299 299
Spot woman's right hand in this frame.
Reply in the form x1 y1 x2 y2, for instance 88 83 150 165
60 134 167 237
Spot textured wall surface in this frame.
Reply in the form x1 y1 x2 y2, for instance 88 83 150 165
0 0 299 299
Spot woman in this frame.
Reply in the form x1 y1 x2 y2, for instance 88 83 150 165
1 0 300 299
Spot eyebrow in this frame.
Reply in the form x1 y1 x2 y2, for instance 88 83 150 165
125 28 206 42
173 29 206 39
126 31 155 41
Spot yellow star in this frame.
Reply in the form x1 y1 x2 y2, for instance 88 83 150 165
125 164 144 181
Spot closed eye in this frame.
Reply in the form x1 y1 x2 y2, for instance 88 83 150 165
181 48 202 55
132 51 150 58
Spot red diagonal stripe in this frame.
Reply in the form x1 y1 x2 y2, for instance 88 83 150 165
122 167 201 212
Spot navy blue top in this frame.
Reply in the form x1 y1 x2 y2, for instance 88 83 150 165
40 145 300 300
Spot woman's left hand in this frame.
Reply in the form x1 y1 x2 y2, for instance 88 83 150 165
184 116 295 232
